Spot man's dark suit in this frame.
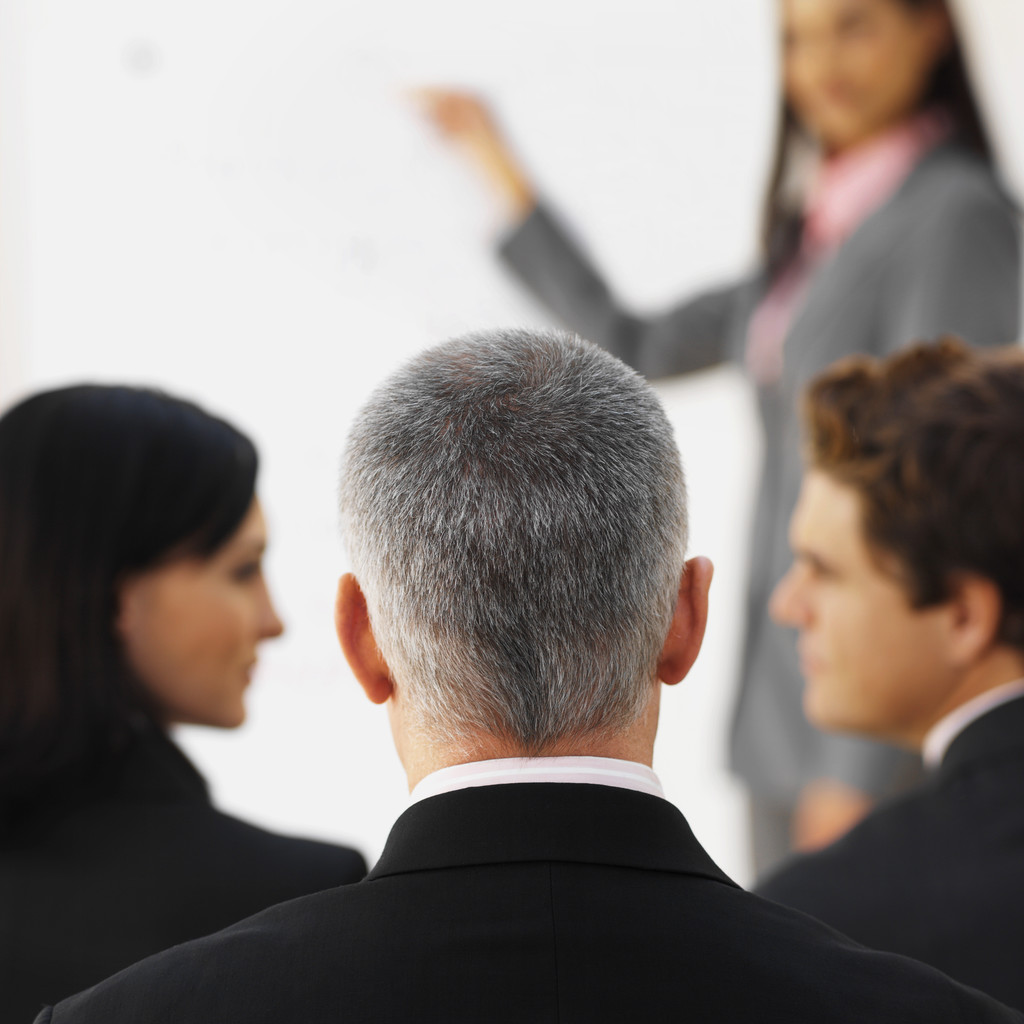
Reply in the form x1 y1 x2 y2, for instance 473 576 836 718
2 727 366 1024
758 695 1024 1009
36 782 1023 1023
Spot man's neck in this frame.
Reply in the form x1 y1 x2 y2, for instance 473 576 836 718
392 684 663 793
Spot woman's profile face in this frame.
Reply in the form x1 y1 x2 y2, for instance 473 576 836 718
116 500 285 728
781 0 952 153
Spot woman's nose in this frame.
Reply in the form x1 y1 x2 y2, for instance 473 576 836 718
259 583 286 640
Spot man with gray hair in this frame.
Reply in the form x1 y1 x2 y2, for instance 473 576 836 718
36 329 1023 1023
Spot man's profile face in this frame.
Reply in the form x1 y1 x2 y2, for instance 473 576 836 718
770 469 959 748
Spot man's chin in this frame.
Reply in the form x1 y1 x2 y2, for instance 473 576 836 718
802 680 854 736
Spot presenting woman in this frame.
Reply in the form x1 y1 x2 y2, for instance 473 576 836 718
0 385 366 1022
421 0 1021 874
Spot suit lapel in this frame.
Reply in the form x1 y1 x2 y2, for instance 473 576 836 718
368 783 737 887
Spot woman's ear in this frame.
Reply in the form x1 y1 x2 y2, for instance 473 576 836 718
657 557 713 686
335 574 394 704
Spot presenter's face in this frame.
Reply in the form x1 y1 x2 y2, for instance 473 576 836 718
781 0 952 153
770 471 958 748
116 500 285 728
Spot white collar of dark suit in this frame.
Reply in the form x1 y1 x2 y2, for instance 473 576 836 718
922 678 1024 769
409 756 664 805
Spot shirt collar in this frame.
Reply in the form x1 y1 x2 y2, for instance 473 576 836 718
803 107 951 251
922 678 1024 770
409 755 664 806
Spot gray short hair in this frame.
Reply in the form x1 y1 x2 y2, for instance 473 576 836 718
339 328 687 750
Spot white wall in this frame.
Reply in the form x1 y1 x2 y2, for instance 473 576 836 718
0 0 29 407
952 0 1024 194
5 0 1022 885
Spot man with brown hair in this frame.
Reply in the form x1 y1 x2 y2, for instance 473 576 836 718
757 338 1024 1009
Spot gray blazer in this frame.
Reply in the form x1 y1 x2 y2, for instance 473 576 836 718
499 142 1021 804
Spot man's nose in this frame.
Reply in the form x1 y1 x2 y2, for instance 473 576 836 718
769 566 803 627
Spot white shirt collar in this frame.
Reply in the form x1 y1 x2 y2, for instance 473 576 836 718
409 755 664 806
922 678 1024 769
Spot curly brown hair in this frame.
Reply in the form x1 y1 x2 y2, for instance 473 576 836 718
804 337 1024 650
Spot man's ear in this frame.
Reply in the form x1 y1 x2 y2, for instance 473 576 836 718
335 574 394 704
945 574 1003 668
657 556 713 686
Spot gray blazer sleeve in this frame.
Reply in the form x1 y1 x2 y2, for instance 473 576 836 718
499 203 758 379
813 734 922 808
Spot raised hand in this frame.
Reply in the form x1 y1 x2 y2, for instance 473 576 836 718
415 88 537 219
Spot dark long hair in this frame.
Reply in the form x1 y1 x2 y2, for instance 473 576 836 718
0 385 258 812
763 0 996 280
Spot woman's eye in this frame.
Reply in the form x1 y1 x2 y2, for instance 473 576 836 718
232 561 261 582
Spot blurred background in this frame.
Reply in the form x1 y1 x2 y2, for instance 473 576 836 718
2 0 1022 883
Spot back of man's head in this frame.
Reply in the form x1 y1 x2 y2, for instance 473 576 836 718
805 337 1024 650
340 328 687 751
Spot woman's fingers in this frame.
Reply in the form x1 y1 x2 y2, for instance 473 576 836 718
411 87 537 219
413 88 497 141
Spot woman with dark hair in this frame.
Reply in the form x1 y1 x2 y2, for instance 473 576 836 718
421 0 1021 874
0 385 366 1022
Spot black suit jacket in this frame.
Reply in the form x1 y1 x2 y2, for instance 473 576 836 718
757 695 1024 1008
36 782 1022 1023
1 728 366 1024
